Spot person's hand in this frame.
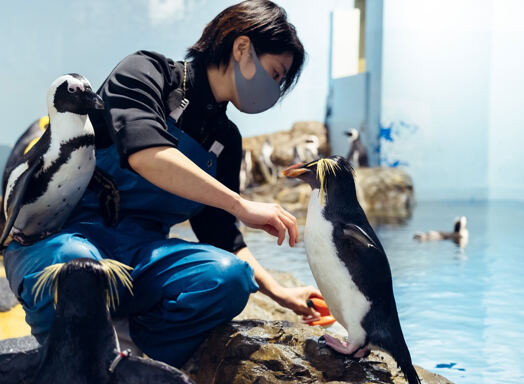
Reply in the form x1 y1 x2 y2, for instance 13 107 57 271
273 286 324 319
233 198 298 247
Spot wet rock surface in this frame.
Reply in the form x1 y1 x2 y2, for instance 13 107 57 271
183 320 452 384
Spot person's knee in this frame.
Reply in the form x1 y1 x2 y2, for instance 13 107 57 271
211 253 258 317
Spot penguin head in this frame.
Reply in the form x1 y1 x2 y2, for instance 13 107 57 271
344 128 359 142
282 155 356 205
453 216 468 233
47 73 104 116
32 258 133 316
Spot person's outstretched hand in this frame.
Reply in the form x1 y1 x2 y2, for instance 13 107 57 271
233 198 298 247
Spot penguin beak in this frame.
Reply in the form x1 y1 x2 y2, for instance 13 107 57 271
83 90 105 110
282 163 308 178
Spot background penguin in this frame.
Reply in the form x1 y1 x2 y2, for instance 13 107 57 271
2 258 195 384
345 128 369 167
239 149 254 192
0 74 104 247
259 138 278 184
414 216 469 247
283 156 421 384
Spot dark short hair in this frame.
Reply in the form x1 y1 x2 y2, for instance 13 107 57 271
186 0 305 96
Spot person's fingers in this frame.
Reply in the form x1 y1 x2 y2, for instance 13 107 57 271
308 287 324 299
279 208 299 245
301 315 322 324
279 213 298 247
269 216 286 245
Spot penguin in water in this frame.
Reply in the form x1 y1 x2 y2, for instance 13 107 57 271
345 128 369 167
283 156 421 384
0 74 104 247
2 258 195 384
414 216 469 247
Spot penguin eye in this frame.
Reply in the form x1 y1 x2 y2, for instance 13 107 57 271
68 87 75 93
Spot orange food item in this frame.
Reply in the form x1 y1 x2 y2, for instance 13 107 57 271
305 298 336 327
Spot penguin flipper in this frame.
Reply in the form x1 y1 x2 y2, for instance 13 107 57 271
0 158 43 248
342 223 383 253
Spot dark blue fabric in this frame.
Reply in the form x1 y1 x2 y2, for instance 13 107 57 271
4 118 259 367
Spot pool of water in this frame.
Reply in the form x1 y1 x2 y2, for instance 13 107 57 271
223 201 524 384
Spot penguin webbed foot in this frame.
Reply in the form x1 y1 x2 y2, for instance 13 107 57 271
322 334 368 358
88 167 120 227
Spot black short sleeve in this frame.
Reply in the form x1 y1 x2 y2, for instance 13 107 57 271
189 121 247 253
98 51 181 169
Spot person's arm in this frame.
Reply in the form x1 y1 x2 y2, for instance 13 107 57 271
234 246 322 318
128 146 298 245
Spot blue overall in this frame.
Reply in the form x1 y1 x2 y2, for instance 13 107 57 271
4 118 259 367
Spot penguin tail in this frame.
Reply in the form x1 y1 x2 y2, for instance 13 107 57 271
388 333 421 384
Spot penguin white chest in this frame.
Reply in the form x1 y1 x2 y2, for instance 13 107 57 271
14 145 95 236
304 189 371 346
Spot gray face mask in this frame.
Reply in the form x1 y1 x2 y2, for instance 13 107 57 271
234 44 281 114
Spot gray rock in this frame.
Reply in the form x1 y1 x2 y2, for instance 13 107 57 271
183 320 453 384
0 277 18 312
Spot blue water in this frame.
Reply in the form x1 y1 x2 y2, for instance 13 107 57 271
235 201 524 384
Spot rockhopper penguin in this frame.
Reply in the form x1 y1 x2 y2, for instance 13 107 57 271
0 74 104 247
0 258 195 384
283 155 421 384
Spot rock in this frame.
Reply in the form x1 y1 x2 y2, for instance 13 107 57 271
354 167 414 222
243 121 329 185
183 320 453 384
0 277 18 312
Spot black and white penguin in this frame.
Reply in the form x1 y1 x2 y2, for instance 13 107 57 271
283 156 420 384
259 138 277 184
239 149 253 192
345 128 369 167
0 74 103 247
414 216 469 247
1 258 195 384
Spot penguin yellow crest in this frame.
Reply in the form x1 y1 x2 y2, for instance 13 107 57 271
308 158 340 205
32 259 134 310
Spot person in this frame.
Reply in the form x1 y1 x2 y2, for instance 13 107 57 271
4 0 323 367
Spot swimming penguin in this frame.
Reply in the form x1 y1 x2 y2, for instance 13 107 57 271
414 216 469 247
345 128 369 167
2 258 195 384
282 156 421 384
0 74 103 247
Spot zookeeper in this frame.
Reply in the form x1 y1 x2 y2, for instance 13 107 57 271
4 0 323 367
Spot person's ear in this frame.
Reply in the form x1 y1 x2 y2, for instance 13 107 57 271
232 35 251 63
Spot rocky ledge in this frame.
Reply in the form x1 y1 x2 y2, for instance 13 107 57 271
182 271 452 384
183 320 452 384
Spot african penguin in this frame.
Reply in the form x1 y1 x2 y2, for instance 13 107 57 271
0 74 103 247
414 216 469 247
259 138 277 184
2 258 195 384
283 155 421 384
345 128 369 167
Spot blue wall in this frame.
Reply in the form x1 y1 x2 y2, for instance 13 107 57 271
0 0 353 147
379 0 524 202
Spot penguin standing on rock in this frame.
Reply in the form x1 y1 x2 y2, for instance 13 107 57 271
0 74 104 247
345 128 369 167
283 156 420 384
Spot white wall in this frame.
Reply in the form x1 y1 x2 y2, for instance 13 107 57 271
487 1 524 201
380 0 524 201
0 0 353 147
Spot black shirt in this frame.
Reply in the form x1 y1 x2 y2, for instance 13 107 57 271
89 50 246 253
